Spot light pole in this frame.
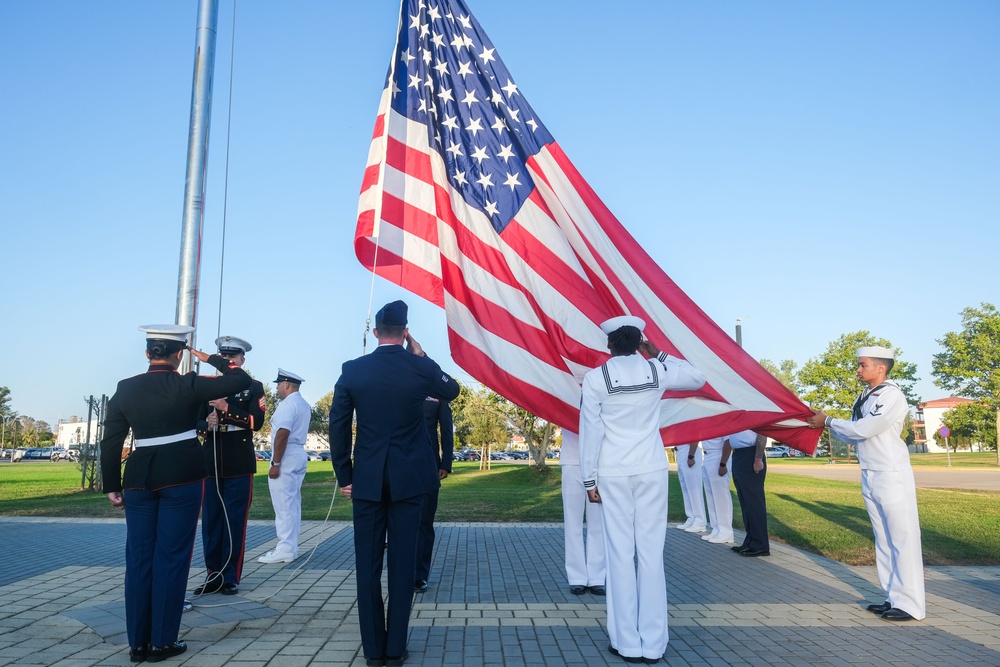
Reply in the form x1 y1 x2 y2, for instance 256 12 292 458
735 316 748 348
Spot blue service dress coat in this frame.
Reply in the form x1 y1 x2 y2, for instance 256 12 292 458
328 344 459 660
329 345 459 501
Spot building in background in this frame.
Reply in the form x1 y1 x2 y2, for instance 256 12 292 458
912 397 975 453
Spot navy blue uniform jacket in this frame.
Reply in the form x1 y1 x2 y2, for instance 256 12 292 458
198 379 266 477
100 355 252 493
329 345 460 502
423 397 454 473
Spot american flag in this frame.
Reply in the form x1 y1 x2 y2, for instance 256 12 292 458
355 0 819 452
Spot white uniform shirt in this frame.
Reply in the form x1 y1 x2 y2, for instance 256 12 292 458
727 430 758 449
701 436 726 454
559 430 580 466
580 352 706 486
826 381 910 471
270 391 310 448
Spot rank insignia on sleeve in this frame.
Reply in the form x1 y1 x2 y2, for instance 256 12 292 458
258 396 267 411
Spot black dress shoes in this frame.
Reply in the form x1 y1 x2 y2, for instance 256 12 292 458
570 585 587 595
193 581 222 595
414 580 428 593
221 583 239 595
739 549 770 557
731 545 746 553
608 645 643 663
881 607 914 621
146 641 186 662
365 658 385 667
588 585 606 596
866 601 892 614
385 650 409 666
129 646 148 663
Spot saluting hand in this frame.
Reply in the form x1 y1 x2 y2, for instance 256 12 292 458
404 333 426 357
638 340 660 358
189 348 212 363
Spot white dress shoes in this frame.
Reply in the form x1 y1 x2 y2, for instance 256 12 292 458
683 523 708 533
258 549 296 564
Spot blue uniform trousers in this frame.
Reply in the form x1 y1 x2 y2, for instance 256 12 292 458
123 480 203 648
415 486 439 582
353 492 423 660
731 448 769 552
201 475 253 586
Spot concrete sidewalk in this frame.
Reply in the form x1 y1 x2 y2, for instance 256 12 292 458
1 517 998 666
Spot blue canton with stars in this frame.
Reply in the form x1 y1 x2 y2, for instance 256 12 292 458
386 0 555 233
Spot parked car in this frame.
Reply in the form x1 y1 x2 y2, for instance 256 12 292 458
51 448 78 462
21 447 55 461
305 450 321 461
255 449 272 461
764 445 792 458
454 449 480 462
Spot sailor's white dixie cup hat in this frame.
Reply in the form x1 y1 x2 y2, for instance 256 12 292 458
857 346 894 359
599 315 646 335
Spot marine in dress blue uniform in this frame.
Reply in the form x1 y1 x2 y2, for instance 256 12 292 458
414 395 454 592
329 301 460 667
195 336 266 595
101 325 252 663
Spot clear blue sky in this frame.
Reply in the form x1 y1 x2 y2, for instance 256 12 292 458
1 1 997 427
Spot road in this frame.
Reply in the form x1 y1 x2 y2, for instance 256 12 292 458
764 463 1000 491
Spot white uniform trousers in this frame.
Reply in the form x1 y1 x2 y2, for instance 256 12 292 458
267 444 307 556
862 469 926 619
676 447 706 528
701 449 734 541
561 464 607 587
600 469 670 661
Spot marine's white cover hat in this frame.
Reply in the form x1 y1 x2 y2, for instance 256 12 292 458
857 346 894 359
216 335 252 354
599 315 646 335
138 324 194 342
274 368 304 384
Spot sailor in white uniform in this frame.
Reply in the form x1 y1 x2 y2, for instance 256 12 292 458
259 369 310 564
675 442 707 532
807 346 925 621
700 436 735 544
580 316 706 663
560 430 607 595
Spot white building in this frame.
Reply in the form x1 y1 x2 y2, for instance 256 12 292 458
912 397 974 453
55 419 101 449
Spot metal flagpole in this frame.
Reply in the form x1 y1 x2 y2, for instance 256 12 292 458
175 0 220 373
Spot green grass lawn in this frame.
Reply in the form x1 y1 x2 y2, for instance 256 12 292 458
2 460 998 566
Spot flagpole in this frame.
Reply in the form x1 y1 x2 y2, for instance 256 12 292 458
175 0 220 372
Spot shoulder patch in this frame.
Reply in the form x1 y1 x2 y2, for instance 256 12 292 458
258 396 267 411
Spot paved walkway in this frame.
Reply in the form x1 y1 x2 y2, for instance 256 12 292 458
2 517 999 666
765 464 1000 491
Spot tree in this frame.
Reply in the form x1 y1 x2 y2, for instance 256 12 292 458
798 331 920 418
310 391 335 446
504 403 556 470
758 359 801 395
932 303 1000 464
453 386 510 470
939 401 997 453
253 381 279 449
0 386 13 421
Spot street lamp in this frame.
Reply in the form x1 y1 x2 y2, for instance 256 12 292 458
735 316 749 349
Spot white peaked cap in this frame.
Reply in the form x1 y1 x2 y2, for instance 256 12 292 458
216 335 252 354
138 324 195 342
857 346 894 359
599 315 646 335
